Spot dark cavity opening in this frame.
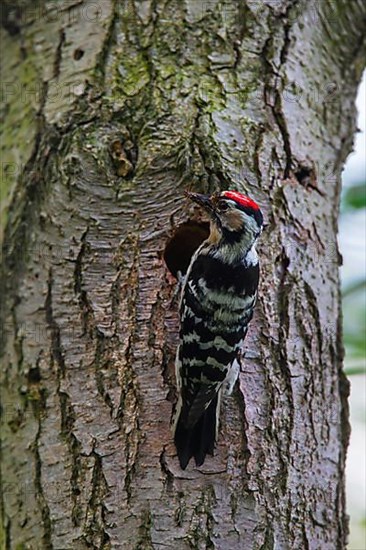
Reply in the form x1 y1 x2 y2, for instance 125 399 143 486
28 366 41 384
295 166 314 186
164 221 210 279
73 48 84 61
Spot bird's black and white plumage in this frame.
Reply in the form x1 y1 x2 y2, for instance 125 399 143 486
173 190 263 469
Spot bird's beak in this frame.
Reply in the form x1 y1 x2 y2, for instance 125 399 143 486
185 192 213 212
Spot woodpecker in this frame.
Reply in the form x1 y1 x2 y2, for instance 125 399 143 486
173 190 263 469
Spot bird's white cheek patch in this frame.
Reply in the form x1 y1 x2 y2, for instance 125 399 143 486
222 210 244 232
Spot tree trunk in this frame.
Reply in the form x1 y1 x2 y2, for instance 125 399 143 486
1 1 365 548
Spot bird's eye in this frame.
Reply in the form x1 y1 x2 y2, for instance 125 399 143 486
218 202 229 212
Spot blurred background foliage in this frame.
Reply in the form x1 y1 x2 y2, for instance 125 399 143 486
340 72 365 549
342 187 366 377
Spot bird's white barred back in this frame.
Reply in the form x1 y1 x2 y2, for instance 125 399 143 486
173 190 263 469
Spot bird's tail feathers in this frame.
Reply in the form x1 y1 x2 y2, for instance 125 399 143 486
174 394 219 470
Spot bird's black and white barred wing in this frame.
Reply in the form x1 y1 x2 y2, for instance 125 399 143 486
173 254 259 468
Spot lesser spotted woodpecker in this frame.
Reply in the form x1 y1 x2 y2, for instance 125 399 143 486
173 190 263 469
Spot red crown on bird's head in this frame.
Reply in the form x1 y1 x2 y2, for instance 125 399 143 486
221 191 260 211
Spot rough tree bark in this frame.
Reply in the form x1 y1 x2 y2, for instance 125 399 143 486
1 1 365 549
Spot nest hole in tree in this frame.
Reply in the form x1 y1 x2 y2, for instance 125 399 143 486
163 221 210 279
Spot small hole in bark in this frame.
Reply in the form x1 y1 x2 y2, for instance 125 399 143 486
164 221 210 279
28 366 41 384
73 48 84 61
295 166 314 186
2 6 21 36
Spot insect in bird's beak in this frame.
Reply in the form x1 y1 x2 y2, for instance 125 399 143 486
185 191 213 212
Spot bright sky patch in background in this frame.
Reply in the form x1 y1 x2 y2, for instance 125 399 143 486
340 71 366 550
